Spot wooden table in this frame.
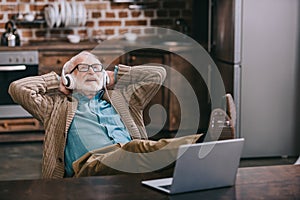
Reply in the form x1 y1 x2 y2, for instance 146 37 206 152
0 165 299 200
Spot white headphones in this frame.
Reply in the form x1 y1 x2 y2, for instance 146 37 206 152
62 63 76 90
103 70 110 86
61 62 110 90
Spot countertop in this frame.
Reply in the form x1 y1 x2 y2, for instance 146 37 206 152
0 40 97 51
0 36 200 53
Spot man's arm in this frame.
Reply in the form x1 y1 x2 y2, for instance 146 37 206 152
8 71 61 122
114 64 167 110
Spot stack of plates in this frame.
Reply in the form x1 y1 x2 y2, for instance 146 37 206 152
44 0 87 28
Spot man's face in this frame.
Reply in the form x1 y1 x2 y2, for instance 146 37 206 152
72 54 104 95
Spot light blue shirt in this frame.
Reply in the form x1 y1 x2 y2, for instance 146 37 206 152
64 91 132 177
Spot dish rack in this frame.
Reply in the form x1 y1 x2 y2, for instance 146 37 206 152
44 0 87 28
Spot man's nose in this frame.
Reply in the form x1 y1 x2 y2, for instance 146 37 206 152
87 66 95 73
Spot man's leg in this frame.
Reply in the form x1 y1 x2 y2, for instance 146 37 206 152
73 134 202 177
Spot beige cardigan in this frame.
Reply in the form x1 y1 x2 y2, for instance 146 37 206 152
9 65 166 179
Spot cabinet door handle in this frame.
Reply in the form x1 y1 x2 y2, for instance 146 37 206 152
0 65 26 71
131 56 136 61
208 0 213 53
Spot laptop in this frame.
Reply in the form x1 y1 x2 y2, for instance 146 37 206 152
142 138 244 194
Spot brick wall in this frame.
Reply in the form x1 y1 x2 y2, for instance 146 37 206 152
0 0 193 43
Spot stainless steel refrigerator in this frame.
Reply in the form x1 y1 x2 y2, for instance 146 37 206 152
193 0 300 157
192 0 242 138
209 0 242 142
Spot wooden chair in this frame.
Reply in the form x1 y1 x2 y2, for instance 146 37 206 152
208 93 236 140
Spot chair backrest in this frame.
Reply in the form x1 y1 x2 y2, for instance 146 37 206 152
226 93 236 127
218 93 236 140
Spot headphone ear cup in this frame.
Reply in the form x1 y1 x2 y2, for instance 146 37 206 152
61 67 67 85
103 70 110 86
103 71 106 86
61 63 69 86
65 74 76 90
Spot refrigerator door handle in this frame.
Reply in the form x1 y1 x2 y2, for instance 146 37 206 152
208 0 213 53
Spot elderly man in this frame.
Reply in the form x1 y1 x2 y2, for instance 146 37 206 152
9 51 201 179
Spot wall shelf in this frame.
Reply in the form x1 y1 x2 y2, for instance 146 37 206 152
14 19 46 28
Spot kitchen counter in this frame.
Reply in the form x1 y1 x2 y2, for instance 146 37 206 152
0 40 97 51
0 36 199 53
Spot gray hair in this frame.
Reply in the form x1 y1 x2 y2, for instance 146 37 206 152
63 51 100 74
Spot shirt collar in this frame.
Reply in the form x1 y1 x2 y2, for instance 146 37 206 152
73 90 105 103
95 90 105 101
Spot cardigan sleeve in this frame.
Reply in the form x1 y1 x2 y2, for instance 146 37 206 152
116 64 166 110
8 71 60 122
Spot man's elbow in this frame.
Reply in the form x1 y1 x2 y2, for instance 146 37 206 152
8 80 21 103
155 66 167 84
8 81 16 96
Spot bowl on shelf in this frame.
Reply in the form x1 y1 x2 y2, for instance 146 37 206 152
124 33 137 42
67 34 80 43
24 13 35 22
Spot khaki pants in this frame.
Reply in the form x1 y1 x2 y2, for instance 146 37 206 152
72 134 202 177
